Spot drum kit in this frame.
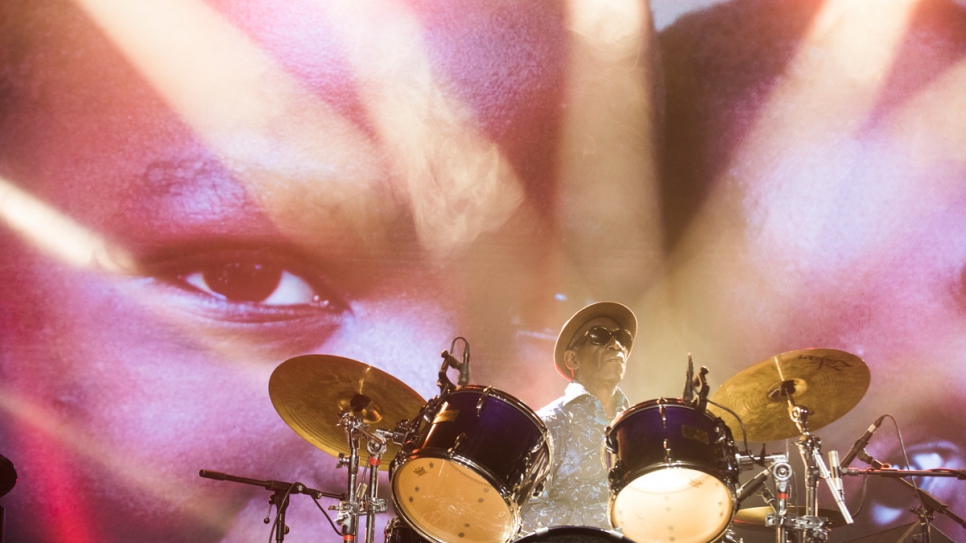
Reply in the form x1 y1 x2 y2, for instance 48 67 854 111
200 345 965 543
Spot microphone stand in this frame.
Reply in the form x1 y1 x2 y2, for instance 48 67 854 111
841 454 966 542
198 470 343 543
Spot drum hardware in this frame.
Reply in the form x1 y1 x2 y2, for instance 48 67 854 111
840 449 966 541
197 469 343 542
329 411 395 543
790 403 855 532
734 506 846 530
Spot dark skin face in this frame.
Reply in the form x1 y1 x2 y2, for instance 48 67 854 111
564 317 632 416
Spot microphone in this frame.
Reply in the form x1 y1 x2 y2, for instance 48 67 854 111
736 466 772 504
840 415 887 469
828 450 844 498
683 354 694 403
459 341 471 386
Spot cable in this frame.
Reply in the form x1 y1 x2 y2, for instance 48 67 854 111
266 482 298 543
706 397 750 456
312 494 344 537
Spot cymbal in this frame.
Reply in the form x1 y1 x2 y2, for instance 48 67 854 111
733 506 846 530
708 348 869 442
269 354 426 469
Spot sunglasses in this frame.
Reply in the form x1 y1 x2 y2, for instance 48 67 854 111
569 326 633 350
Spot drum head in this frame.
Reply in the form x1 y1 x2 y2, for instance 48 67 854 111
610 467 734 543
393 456 514 543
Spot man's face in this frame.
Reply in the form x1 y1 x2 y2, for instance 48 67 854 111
0 0 572 541
569 317 632 388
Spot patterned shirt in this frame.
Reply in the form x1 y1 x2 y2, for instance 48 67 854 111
519 382 630 533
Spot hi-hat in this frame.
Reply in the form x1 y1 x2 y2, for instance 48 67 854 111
733 506 846 530
269 354 425 469
708 348 869 442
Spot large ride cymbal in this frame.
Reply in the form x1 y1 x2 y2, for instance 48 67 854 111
269 354 426 469
708 348 869 442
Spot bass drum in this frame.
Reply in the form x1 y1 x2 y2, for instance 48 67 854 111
514 526 632 543
605 398 739 543
391 386 552 543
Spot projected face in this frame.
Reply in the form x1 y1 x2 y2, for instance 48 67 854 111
0 0 589 541
660 0 966 535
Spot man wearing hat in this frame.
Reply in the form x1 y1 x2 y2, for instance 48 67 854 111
519 301 637 532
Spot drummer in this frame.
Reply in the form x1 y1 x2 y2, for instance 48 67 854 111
519 301 637 532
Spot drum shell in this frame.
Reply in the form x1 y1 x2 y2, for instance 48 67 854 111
605 398 738 494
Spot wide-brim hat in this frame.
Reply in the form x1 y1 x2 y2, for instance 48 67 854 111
553 301 637 381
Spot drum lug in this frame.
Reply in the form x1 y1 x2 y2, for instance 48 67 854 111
663 438 672 464
448 432 467 455
608 461 621 486
476 389 491 416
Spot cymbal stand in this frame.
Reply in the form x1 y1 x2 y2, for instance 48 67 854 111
773 402 853 543
332 412 389 543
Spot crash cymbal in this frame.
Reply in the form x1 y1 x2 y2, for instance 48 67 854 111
733 506 846 530
708 348 869 442
269 354 425 469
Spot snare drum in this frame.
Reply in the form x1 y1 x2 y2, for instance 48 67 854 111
605 398 739 543
391 386 552 543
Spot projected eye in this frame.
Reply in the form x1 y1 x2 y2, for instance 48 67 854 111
143 248 348 321
871 440 964 510
181 262 316 306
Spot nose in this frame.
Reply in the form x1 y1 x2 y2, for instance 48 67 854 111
608 336 629 352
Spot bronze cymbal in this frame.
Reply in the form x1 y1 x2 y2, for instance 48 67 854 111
733 506 846 530
269 354 426 469
708 348 869 442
